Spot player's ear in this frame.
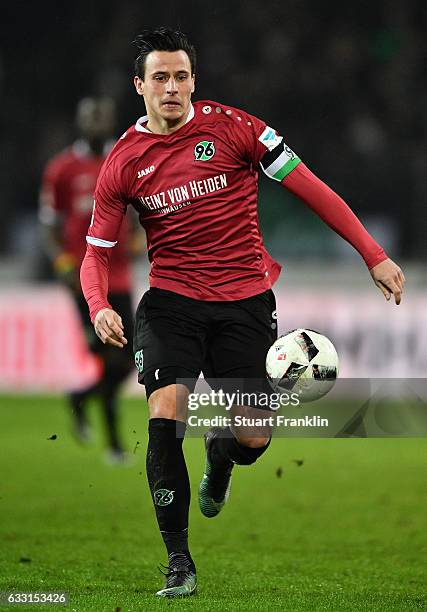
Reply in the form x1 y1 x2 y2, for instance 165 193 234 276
191 74 195 94
134 76 144 97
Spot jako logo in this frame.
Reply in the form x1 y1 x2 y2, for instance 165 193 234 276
137 165 155 178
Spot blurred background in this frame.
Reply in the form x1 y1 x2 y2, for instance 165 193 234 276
0 0 426 391
1 7 425 605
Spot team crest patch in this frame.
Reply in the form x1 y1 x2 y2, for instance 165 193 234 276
134 349 144 373
194 141 215 161
154 489 175 506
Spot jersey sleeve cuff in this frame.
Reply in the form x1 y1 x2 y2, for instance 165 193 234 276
91 300 113 324
366 250 388 270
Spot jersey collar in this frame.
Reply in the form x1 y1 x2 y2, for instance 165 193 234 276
135 104 195 133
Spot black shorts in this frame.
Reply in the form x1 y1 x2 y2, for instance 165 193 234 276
133 287 277 399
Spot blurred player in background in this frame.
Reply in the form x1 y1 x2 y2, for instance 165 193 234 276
80 30 405 596
39 97 139 463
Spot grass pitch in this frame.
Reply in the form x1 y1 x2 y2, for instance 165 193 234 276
0 395 426 611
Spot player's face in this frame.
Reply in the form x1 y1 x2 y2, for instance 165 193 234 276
134 50 195 133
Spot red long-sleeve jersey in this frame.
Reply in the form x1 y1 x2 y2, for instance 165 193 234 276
81 100 387 321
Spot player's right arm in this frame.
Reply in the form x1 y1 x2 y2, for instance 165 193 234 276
80 161 128 348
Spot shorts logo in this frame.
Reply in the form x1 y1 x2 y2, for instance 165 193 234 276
258 126 282 151
154 488 175 506
134 349 144 373
271 309 277 330
194 141 215 161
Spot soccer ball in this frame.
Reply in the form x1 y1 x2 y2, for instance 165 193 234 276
266 329 339 402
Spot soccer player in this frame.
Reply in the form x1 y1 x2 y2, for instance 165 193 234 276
80 29 405 596
40 97 137 462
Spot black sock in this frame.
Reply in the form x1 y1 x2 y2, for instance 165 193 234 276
168 550 195 572
213 427 271 466
146 418 191 555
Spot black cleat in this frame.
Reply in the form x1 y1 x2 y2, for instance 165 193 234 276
199 427 233 518
156 552 197 598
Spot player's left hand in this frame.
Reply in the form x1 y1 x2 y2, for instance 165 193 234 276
370 258 405 305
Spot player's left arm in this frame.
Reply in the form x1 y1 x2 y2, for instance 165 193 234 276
235 111 405 304
282 163 405 305
368 258 405 305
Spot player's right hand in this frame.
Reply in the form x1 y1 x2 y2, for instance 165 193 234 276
94 308 128 348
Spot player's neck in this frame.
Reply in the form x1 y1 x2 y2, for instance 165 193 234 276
145 106 192 135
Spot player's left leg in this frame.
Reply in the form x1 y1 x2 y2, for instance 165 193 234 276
199 289 277 517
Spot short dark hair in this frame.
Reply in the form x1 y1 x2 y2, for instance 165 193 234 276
134 27 196 80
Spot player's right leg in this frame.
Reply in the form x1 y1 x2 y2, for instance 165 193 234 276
134 288 209 597
147 383 197 597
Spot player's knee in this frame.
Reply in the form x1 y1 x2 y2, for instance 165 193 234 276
148 384 188 421
234 435 270 449
149 404 179 420
149 390 177 420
